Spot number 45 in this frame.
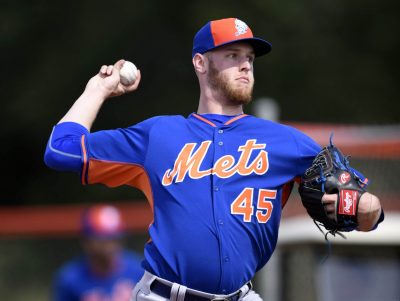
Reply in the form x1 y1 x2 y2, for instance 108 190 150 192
230 188 276 223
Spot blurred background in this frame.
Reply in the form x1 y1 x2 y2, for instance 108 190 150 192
1 0 399 300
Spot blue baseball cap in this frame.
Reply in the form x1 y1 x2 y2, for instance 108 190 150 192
192 18 272 58
81 205 125 239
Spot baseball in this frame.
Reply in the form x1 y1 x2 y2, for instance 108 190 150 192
119 61 138 86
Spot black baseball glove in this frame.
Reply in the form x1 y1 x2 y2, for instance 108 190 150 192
298 140 368 234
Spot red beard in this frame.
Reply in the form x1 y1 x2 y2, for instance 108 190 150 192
207 60 254 106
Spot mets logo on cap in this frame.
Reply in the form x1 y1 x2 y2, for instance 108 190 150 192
235 19 248 36
192 17 272 58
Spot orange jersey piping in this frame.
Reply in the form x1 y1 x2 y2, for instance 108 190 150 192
80 135 88 185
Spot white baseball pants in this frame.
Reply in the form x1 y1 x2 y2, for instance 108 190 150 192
130 271 264 301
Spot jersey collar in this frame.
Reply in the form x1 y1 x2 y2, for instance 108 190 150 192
190 113 249 127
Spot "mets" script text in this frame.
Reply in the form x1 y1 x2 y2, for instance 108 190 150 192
162 139 269 186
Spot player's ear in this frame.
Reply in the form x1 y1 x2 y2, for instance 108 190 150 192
192 53 207 74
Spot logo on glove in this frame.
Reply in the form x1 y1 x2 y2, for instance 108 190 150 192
339 172 351 184
339 190 358 215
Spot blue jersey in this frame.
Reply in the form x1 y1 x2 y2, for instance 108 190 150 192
53 251 144 301
45 113 320 294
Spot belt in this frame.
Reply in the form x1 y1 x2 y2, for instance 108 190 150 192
150 279 252 301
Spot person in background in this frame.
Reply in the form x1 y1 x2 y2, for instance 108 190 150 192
52 204 144 301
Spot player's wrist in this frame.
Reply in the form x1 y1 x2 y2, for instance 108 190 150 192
84 75 119 100
82 84 110 103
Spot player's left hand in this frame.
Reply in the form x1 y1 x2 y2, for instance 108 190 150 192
322 192 382 231
299 142 368 233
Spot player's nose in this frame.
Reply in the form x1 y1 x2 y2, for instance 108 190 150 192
239 59 252 72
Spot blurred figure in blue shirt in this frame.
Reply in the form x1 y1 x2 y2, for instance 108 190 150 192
53 204 144 301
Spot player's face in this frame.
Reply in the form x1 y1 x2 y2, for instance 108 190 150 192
206 42 255 105
83 238 122 260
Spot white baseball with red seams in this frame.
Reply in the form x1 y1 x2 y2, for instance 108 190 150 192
119 61 138 86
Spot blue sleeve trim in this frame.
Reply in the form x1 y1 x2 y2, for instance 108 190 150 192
47 127 81 159
44 122 89 172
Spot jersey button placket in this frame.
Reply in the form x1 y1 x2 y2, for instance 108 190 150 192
213 126 227 289
217 128 224 147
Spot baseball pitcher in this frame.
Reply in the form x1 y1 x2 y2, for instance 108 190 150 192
44 18 383 301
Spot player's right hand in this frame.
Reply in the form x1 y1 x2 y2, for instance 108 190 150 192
85 59 142 99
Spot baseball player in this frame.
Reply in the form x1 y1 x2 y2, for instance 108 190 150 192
52 204 144 301
45 18 383 301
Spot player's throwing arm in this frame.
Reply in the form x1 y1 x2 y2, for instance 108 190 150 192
58 60 141 130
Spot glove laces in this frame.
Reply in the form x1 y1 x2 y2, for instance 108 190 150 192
313 219 347 264
316 164 326 192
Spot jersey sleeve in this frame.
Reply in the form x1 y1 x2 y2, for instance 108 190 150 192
81 117 161 187
288 126 322 176
44 122 89 172
44 117 161 188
